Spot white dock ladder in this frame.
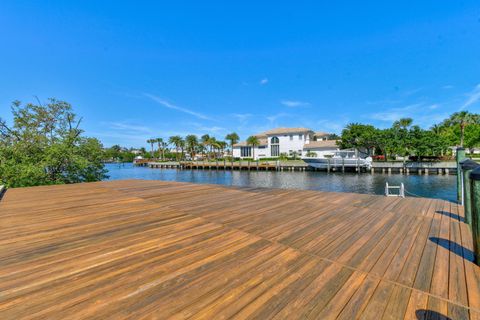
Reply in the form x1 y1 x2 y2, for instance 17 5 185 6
385 182 405 198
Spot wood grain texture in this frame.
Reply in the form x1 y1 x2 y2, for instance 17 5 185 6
0 179 478 319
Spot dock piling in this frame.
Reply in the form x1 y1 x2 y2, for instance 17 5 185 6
461 159 480 225
470 166 480 264
456 147 466 203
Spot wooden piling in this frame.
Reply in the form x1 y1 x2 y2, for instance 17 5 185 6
470 166 480 264
461 159 479 222
456 147 466 203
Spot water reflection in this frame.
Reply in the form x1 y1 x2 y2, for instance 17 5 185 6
105 163 456 201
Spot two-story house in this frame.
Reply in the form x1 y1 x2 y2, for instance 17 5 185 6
232 127 339 159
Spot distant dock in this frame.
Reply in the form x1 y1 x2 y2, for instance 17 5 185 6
1 180 479 318
135 159 458 175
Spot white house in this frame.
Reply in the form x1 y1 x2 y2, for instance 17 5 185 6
232 127 339 160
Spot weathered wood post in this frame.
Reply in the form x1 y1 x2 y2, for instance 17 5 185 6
327 158 331 173
470 166 480 264
456 147 466 203
461 159 480 225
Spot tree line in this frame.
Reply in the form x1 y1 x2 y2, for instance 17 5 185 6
0 99 107 187
338 111 480 160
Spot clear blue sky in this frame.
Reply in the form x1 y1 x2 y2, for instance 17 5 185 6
1 1 479 148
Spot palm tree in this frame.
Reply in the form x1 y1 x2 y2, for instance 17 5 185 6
393 118 413 163
446 111 479 147
225 132 240 156
208 137 218 159
393 118 413 130
146 139 155 158
246 135 259 160
155 138 164 160
217 141 228 158
168 135 184 161
201 134 210 159
179 139 186 160
185 135 198 160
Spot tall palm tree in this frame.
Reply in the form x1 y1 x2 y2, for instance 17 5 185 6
217 141 228 158
246 135 259 160
185 135 198 160
168 135 184 161
155 138 164 160
179 139 186 160
208 137 218 159
393 118 413 130
393 118 413 163
447 111 479 147
146 139 155 158
201 134 210 159
225 132 240 156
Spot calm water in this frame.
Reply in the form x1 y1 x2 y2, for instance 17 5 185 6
105 163 457 201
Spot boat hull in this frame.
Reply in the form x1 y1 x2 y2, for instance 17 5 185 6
302 157 372 169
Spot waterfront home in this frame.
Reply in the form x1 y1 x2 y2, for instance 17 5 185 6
232 127 338 160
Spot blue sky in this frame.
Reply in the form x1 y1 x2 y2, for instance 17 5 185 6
1 1 479 148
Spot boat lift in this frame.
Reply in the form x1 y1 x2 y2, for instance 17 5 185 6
385 182 405 198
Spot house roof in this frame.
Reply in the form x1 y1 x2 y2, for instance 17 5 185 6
261 127 314 135
314 131 330 137
303 140 339 149
233 137 268 147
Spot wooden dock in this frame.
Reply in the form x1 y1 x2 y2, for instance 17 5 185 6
137 160 458 175
1 180 479 319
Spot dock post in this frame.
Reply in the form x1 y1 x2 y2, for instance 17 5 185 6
456 147 466 203
371 167 374 174
342 159 345 173
461 160 480 225
327 159 331 173
469 166 480 264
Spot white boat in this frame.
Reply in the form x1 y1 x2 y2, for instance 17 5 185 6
302 150 372 170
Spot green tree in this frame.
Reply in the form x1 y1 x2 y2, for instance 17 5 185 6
464 124 480 153
146 139 156 157
0 99 107 187
217 141 228 158
185 135 198 159
392 118 413 163
246 135 259 159
339 123 377 154
155 138 165 160
225 132 240 156
201 134 210 159
168 135 184 161
444 111 479 147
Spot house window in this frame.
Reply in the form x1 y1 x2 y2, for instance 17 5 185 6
270 136 280 157
240 147 251 157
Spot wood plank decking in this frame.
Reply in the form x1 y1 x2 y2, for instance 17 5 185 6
0 179 479 319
